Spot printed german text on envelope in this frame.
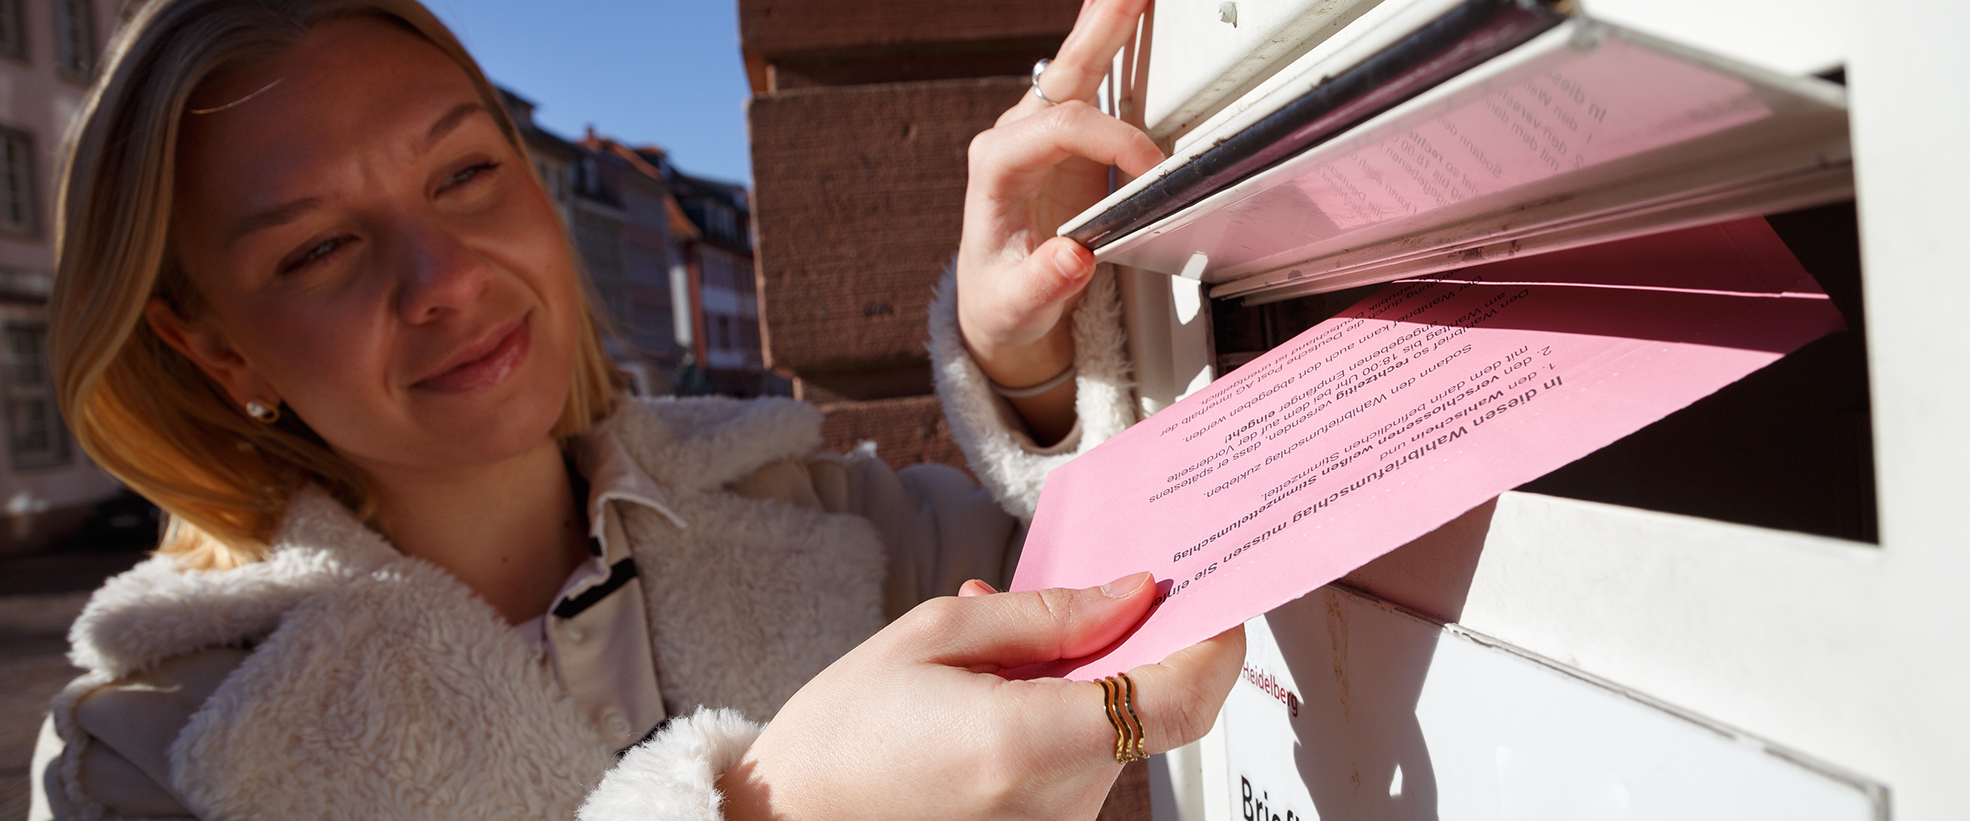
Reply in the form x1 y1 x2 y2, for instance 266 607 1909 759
1009 218 1845 679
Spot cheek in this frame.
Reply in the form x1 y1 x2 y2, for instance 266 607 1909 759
497 196 583 306
486 201 586 363
238 294 395 418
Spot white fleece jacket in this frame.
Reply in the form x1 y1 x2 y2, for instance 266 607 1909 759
33 267 1137 821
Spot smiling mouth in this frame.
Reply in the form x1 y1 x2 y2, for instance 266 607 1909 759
415 316 531 394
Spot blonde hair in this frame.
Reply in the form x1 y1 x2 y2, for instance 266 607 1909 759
52 0 623 569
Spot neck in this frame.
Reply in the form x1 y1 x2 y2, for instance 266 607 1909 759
366 436 588 624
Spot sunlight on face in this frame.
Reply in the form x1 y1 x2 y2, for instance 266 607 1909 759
166 16 581 482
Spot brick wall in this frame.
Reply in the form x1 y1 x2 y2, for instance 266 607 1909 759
742 0 1071 471
814 395 968 468
741 2 1154 813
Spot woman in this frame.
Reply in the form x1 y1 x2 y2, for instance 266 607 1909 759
32 0 1242 818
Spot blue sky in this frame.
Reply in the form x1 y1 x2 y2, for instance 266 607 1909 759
425 0 754 185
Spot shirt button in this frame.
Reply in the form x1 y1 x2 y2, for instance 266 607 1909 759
604 712 633 740
563 623 585 642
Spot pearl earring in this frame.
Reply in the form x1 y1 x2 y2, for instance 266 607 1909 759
245 400 280 424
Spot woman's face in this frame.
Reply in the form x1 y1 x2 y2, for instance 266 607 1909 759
162 16 581 481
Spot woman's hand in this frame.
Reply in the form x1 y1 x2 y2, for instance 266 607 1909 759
956 0 1165 443
717 572 1244 821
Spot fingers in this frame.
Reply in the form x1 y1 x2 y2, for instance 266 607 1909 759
958 579 999 597
969 102 1164 203
1028 236 1096 295
900 572 1157 669
1125 625 1247 755
968 236 1093 348
1010 624 1245 772
979 236 1094 347
1008 0 1153 120
957 234 1089 356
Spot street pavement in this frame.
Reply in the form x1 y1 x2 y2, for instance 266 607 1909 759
0 539 150 820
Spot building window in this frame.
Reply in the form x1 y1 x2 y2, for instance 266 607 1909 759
5 323 67 469
0 0 26 61
54 0 94 81
574 156 602 197
0 127 35 235
706 203 738 243
534 159 567 202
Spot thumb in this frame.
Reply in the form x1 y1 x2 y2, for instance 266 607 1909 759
1024 236 1096 306
903 572 1156 671
997 237 1095 334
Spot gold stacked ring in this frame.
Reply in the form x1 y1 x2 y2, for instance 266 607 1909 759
1099 672 1147 763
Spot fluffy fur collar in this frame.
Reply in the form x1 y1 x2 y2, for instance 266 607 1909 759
66 396 827 680
55 396 880 821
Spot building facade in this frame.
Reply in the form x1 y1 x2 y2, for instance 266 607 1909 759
0 0 127 552
567 132 683 397
506 88 772 399
665 167 775 397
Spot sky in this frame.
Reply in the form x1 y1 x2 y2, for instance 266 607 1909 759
425 0 754 186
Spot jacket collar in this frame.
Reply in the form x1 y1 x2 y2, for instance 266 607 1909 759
67 485 391 679
68 396 827 679
571 426 688 533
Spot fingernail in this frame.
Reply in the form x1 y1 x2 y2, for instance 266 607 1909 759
1053 244 1091 280
965 579 999 595
1101 571 1151 598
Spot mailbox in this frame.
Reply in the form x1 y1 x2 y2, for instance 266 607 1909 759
1081 0 1967 818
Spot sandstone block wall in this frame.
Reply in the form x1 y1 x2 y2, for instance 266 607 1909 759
742 0 1071 470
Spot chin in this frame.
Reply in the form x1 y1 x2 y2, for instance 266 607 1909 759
398 376 574 468
473 385 573 454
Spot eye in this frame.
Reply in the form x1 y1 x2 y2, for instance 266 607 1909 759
279 235 354 275
438 161 501 192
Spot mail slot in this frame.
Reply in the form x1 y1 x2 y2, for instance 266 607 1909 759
1065 0 1951 818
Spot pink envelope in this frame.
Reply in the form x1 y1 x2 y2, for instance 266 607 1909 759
1010 218 1845 679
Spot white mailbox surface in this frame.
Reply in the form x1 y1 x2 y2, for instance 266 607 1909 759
1136 0 1384 141
1221 586 1881 821
1119 2 1970 817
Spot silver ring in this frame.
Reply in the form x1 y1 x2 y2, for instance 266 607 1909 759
1031 58 1059 106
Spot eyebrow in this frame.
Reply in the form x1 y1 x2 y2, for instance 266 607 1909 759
227 197 324 246
225 102 492 247
424 102 488 149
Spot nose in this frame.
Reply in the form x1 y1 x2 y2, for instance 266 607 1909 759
392 216 491 325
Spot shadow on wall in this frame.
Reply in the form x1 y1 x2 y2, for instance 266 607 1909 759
1271 499 1495 821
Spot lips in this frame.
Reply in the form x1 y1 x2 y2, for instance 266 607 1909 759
413 315 531 394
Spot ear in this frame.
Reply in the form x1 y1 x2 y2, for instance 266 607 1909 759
143 297 281 411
